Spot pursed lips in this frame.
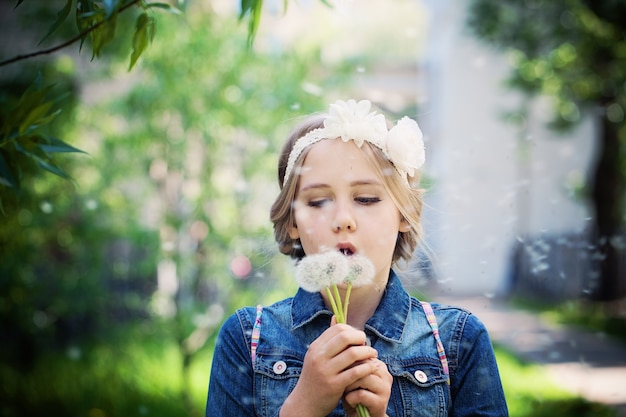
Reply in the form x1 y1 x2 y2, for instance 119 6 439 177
336 242 356 256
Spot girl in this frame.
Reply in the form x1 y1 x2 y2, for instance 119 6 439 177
206 99 508 417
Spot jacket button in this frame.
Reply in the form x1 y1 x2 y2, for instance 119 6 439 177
273 360 287 375
414 370 428 383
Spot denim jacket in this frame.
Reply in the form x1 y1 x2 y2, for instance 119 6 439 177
206 272 508 416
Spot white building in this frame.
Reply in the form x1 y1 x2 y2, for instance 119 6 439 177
419 1 596 296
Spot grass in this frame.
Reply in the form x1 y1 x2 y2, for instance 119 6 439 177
0 329 212 417
494 345 618 417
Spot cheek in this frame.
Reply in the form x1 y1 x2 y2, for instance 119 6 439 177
365 218 400 248
373 232 398 249
294 212 332 250
295 209 329 230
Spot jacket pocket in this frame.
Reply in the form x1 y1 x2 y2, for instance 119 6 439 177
387 357 449 417
254 351 303 416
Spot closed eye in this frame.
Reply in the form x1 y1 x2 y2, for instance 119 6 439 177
355 196 381 205
307 198 330 208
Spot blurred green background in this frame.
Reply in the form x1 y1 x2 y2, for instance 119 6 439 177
0 1 624 416
0 2 352 415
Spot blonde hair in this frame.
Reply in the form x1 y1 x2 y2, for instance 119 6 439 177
270 114 424 263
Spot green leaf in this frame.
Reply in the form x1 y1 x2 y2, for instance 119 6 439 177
6 80 60 139
76 0 96 51
14 136 40 156
38 137 86 154
15 75 49 110
35 157 73 181
0 151 18 189
90 10 118 59
14 139 74 181
14 0 24 8
129 12 156 70
146 2 183 15
39 0 74 45
246 0 263 49
239 0 254 20
19 102 55 135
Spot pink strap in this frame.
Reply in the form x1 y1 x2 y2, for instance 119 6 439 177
251 304 263 365
420 301 450 385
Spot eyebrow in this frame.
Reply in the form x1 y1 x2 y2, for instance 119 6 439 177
299 179 384 193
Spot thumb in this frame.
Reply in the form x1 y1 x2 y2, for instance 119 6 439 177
330 315 338 326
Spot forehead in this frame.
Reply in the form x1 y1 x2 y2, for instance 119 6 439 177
298 139 380 180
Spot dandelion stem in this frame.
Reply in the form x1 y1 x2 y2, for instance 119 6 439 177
325 287 341 321
332 284 344 323
343 282 353 322
356 403 371 417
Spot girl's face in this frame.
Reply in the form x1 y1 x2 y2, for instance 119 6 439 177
289 139 407 289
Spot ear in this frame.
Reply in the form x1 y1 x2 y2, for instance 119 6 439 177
399 217 412 233
288 225 300 239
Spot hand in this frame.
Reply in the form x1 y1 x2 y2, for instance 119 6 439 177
342 358 392 417
279 317 380 417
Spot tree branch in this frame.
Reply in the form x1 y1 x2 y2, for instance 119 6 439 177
0 0 141 68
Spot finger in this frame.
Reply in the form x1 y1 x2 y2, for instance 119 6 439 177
305 328 374 379
335 354 381 387
334 345 378 372
344 359 390 394
317 325 370 359
344 388 378 409
343 363 392 416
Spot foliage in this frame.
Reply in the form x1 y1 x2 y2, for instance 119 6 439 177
1 0 182 67
467 0 626 128
0 0 182 211
0 0 351 407
0 72 81 213
0 0 332 207
0 172 160 369
0 325 210 417
70 11 347 401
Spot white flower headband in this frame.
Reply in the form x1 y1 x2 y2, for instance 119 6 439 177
283 99 425 187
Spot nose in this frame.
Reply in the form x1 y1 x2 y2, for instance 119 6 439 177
331 202 356 232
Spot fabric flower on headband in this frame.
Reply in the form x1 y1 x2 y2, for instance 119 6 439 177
324 99 388 148
283 99 425 187
386 116 425 178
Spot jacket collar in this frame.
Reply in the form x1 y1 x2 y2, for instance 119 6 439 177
290 270 410 343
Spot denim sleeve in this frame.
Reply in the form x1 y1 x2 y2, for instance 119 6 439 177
205 310 256 417
450 313 509 417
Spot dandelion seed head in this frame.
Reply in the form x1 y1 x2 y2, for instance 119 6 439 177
346 254 375 287
295 251 350 292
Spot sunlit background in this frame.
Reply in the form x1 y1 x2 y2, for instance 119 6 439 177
1 0 624 416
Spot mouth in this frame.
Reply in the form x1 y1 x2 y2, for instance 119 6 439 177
336 243 356 256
